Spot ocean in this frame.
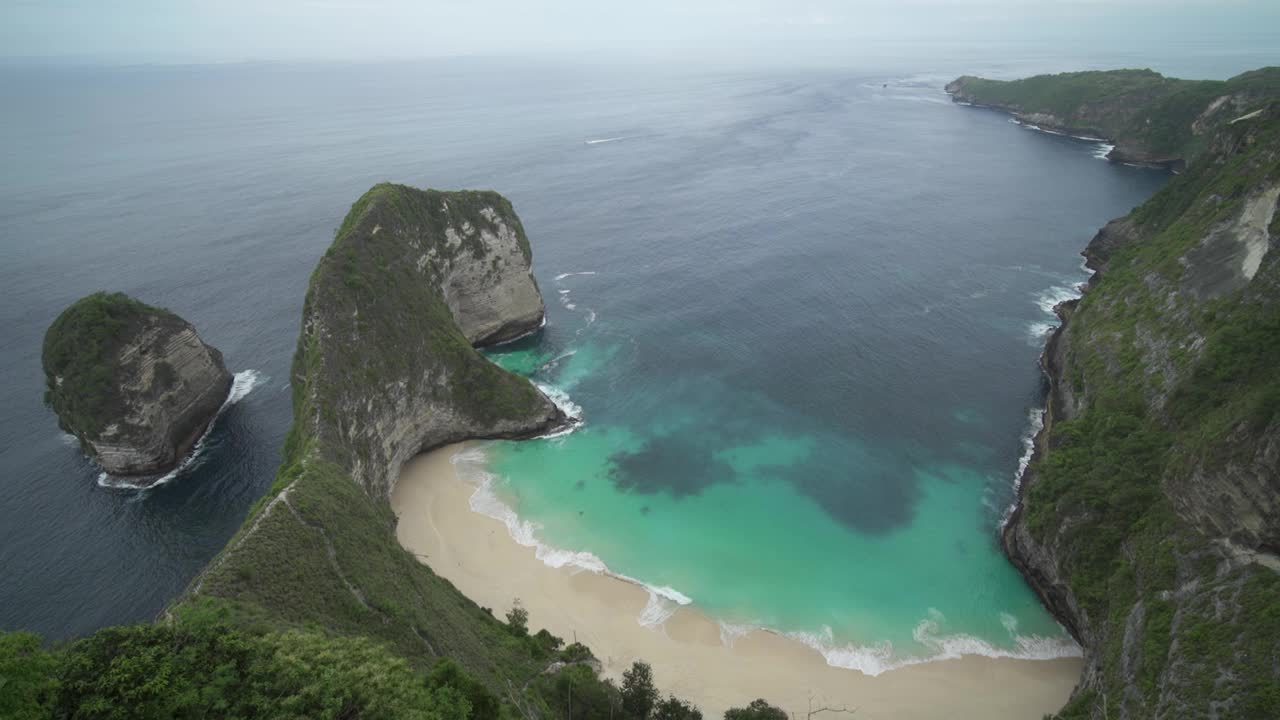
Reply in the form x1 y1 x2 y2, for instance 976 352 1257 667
0 51 1219 657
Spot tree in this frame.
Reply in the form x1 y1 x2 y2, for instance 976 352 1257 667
426 659 500 720
654 695 703 720
506 600 529 637
621 661 660 720
0 632 57 720
724 699 788 720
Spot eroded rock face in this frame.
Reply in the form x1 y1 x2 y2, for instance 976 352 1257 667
440 204 547 346
43 292 233 477
1002 105 1280 716
296 183 567 498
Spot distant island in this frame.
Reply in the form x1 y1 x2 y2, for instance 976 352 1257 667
42 292 232 480
7 66 1279 719
952 68 1280 718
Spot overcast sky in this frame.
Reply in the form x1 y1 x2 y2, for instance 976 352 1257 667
4 0 1279 66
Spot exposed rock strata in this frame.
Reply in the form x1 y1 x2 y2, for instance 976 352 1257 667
1000 100 1280 717
297 184 567 498
42 292 233 477
188 185 572 684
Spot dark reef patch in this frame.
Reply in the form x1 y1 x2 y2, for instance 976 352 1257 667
607 434 735 498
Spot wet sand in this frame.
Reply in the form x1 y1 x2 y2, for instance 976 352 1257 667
391 444 1083 720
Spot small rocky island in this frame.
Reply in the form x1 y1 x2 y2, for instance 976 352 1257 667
43 292 233 479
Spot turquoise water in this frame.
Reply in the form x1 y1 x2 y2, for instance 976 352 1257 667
481 318 1066 672
2 60 1170 646
466 76 1168 672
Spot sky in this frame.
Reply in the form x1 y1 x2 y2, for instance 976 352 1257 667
3 0 1279 68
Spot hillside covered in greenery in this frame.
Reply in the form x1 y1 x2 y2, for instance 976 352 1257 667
962 75 1280 716
7 64 1280 718
2 183 741 719
42 292 174 438
947 67 1280 169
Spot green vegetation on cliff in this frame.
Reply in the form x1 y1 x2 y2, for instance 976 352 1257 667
42 292 176 437
189 183 563 693
949 67 1280 166
3 182 737 720
1010 92 1280 717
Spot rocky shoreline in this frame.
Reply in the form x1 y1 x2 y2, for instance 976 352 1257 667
944 79 1187 171
963 71 1280 716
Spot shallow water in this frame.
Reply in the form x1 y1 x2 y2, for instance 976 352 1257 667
0 57 1176 644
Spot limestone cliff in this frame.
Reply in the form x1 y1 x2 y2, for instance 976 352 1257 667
42 292 233 478
990 90 1280 717
186 183 570 687
947 68 1280 171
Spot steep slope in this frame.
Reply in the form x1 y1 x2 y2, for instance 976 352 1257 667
42 292 233 478
185 183 571 690
953 79 1280 716
947 68 1280 170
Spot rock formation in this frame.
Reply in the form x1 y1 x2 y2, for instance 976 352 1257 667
947 68 1280 172
186 184 570 685
955 71 1280 717
42 292 233 478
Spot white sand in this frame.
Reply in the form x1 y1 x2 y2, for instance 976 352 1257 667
392 444 1083 720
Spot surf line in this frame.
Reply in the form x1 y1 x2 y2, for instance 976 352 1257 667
96 369 263 490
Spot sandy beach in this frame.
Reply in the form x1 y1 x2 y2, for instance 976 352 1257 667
392 444 1083 720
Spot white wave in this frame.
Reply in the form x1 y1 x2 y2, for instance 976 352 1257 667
789 608 1081 677
558 289 571 294
1001 406 1047 523
1092 143 1115 160
1027 321 1057 346
554 271 597 281
585 310 597 326
540 349 578 373
536 382 583 424
453 446 1077 671
639 593 678 628
96 369 263 491
225 369 260 404
718 621 757 648
585 136 628 145
453 446 693 631
1013 118 1112 145
59 433 79 447
1035 285 1083 315
488 316 548 348
565 303 576 310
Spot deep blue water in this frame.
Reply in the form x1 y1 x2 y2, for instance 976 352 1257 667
0 53 1203 643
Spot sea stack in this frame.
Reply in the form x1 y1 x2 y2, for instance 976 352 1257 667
42 292 233 478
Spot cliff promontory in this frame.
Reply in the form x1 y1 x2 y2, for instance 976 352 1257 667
956 71 1280 718
42 292 233 478
187 183 571 687
947 68 1280 171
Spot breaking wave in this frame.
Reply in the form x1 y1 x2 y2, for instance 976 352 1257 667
96 369 263 490
453 446 693 630
788 608 1081 677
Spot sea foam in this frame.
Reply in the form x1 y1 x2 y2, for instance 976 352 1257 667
96 369 263 490
453 442 1079 675
788 608 1082 677
452 445 694 633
